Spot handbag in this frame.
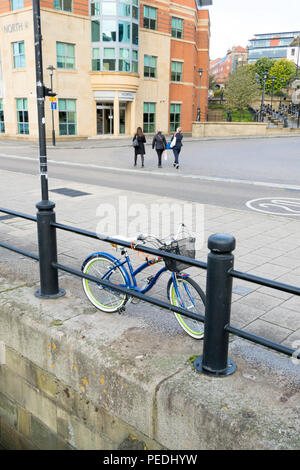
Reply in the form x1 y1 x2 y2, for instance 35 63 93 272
170 135 176 148
133 137 139 147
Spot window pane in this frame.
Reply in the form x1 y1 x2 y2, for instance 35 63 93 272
120 48 129 58
103 20 116 41
132 23 138 45
64 0 72 12
91 2 100 16
104 48 115 58
102 2 116 15
119 2 130 16
58 99 66 111
67 100 76 112
103 59 116 70
119 21 130 43
92 20 100 42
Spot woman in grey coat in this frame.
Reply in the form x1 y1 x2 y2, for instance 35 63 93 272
152 130 167 168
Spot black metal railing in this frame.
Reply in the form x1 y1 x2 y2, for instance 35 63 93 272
1 206 300 378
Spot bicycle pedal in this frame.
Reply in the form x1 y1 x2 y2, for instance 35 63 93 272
118 306 126 314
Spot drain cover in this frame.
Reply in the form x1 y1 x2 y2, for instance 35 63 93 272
50 187 91 198
0 214 16 221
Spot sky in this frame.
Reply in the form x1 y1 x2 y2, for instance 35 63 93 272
206 0 300 60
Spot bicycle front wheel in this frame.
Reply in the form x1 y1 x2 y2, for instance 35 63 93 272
167 276 205 339
82 255 127 312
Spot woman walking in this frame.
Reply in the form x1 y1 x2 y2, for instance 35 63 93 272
171 127 183 169
152 130 167 168
133 127 146 167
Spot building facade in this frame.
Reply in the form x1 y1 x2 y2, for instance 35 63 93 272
0 0 211 140
287 36 300 69
209 46 247 86
248 31 300 64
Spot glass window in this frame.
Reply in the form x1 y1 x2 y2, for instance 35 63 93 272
56 42 75 69
16 98 29 135
119 2 130 17
132 49 138 73
170 104 181 132
103 20 116 41
119 21 130 43
0 100 5 133
103 47 116 71
11 0 24 10
53 0 72 12
103 59 116 71
132 23 138 45
171 61 182 82
171 18 183 39
144 55 157 78
143 6 157 30
143 102 156 133
91 1 100 16
92 20 100 42
13 41 26 69
59 99 77 135
119 51 131 71
102 2 117 15
92 48 100 71
132 5 138 19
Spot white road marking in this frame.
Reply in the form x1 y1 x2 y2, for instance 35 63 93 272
246 197 300 216
0 152 300 191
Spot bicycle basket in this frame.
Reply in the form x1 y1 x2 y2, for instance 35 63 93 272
162 237 196 272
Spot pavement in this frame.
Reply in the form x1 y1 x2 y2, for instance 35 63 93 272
0 166 300 351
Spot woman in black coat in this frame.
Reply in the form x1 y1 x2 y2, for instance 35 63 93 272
152 130 167 168
171 127 183 169
133 127 146 167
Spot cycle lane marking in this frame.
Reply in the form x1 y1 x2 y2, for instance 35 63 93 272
246 197 300 216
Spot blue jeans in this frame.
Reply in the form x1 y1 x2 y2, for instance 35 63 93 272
173 147 181 164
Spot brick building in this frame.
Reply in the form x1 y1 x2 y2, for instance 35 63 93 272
209 46 247 87
0 0 211 140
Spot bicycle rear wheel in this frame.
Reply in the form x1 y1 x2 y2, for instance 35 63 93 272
167 276 205 339
82 255 127 312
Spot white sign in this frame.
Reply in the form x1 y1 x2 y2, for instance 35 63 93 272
119 91 134 101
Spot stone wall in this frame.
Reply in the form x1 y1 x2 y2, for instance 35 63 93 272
192 121 300 138
1 266 300 450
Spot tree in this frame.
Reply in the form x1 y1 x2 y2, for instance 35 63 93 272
266 59 296 93
253 57 276 87
224 66 258 117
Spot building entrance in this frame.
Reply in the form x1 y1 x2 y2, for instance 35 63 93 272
96 102 126 135
97 103 114 135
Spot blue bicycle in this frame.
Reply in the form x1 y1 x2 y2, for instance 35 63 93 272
81 225 205 339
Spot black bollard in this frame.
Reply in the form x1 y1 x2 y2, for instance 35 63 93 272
35 200 65 299
194 234 236 377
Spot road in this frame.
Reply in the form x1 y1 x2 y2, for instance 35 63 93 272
0 136 300 213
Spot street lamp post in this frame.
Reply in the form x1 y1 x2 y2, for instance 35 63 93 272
270 76 276 109
279 77 285 109
32 0 65 299
260 71 269 122
47 65 56 146
196 68 204 122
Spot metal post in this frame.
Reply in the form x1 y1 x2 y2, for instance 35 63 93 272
194 234 237 377
197 69 203 121
48 66 56 146
32 0 65 299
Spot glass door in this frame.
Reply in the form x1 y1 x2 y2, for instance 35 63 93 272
96 103 114 134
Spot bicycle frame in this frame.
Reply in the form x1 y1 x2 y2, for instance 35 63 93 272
113 252 167 294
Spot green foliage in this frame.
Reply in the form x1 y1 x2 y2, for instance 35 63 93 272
265 59 296 93
224 66 258 112
253 58 276 87
223 109 254 122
